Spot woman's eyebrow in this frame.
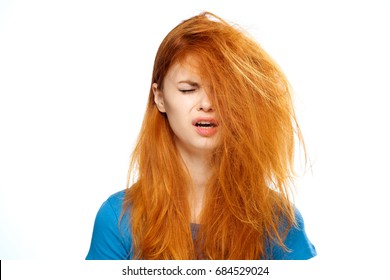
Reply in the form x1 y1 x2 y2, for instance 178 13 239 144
177 80 200 87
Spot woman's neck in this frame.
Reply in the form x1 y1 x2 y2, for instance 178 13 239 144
176 147 212 223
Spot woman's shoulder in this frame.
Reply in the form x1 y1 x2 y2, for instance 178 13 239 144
268 206 317 260
106 189 126 203
104 189 126 208
95 189 128 220
85 189 132 260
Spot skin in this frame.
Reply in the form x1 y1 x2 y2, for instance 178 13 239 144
152 57 219 223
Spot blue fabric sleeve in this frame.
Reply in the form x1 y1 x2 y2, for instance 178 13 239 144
269 208 317 260
85 190 132 260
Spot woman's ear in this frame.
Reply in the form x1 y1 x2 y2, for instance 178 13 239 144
152 83 166 113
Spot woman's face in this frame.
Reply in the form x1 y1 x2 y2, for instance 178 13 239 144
153 57 219 157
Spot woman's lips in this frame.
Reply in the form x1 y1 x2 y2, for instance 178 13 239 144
192 117 218 137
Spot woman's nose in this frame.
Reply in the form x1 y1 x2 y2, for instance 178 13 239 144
197 91 213 112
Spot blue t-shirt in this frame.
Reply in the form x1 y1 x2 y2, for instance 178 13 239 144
86 190 317 260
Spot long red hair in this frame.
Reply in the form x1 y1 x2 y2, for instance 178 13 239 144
123 12 304 259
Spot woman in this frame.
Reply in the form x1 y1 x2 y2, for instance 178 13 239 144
86 12 316 260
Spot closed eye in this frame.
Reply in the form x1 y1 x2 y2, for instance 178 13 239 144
178 80 199 93
179 89 196 93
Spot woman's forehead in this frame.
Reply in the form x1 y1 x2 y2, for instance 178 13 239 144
165 56 202 83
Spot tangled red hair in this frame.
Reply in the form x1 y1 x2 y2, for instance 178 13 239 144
123 12 304 259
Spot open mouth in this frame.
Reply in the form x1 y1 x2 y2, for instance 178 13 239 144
193 118 218 137
195 121 217 128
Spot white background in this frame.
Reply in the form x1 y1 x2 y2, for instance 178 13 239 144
0 0 389 272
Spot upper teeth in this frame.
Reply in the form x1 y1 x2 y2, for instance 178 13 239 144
196 121 213 127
